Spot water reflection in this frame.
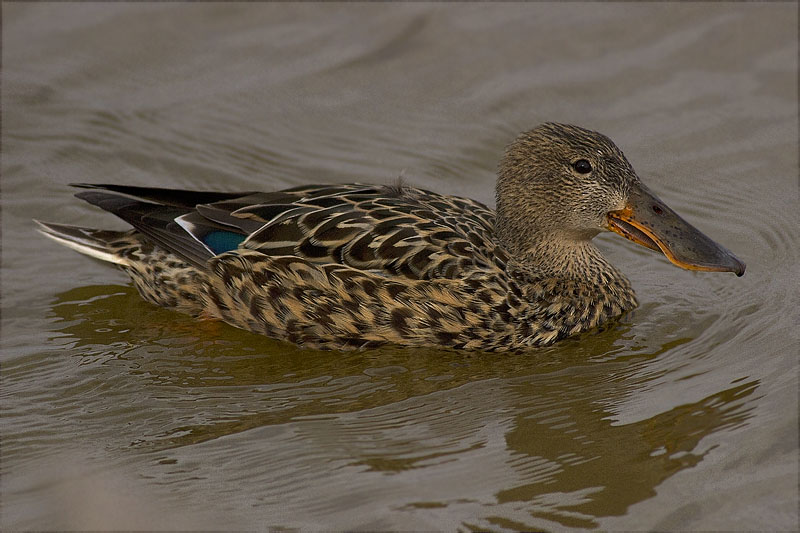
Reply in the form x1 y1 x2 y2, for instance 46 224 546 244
41 283 760 528
496 378 757 528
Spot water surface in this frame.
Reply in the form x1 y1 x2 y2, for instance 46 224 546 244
2 3 798 530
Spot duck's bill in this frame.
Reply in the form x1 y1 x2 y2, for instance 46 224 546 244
606 182 745 276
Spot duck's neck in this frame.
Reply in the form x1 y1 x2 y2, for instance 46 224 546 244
495 193 627 286
516 238 628 286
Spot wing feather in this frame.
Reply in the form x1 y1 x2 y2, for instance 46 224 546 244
71 182 505 280
238 183 503 279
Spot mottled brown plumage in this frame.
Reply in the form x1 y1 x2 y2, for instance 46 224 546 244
36 123 745 350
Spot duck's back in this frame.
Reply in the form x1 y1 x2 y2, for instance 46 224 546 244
209 183 506 280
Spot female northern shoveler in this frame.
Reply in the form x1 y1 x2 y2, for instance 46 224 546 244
36 123 745 350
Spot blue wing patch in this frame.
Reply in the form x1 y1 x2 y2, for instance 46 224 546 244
203 231 246 254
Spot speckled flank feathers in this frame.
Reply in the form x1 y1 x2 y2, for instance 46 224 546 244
37 123 651 350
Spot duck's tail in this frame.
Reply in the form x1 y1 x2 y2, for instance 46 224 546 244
34 220 132 266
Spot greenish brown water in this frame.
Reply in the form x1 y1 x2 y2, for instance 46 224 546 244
2 3 798 530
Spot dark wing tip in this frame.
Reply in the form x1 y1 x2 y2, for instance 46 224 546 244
68 183 259 209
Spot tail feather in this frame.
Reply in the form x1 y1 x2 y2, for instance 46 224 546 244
37 184 258 270
71 190 213 268
34 220 131 266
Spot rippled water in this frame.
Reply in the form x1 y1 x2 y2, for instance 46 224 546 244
2 3 798 530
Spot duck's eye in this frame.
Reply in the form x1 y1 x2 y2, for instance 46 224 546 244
572 159 592 174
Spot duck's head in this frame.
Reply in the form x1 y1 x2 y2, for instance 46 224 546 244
496 123 745 276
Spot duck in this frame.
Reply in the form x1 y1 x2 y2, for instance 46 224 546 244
36 123 745 350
